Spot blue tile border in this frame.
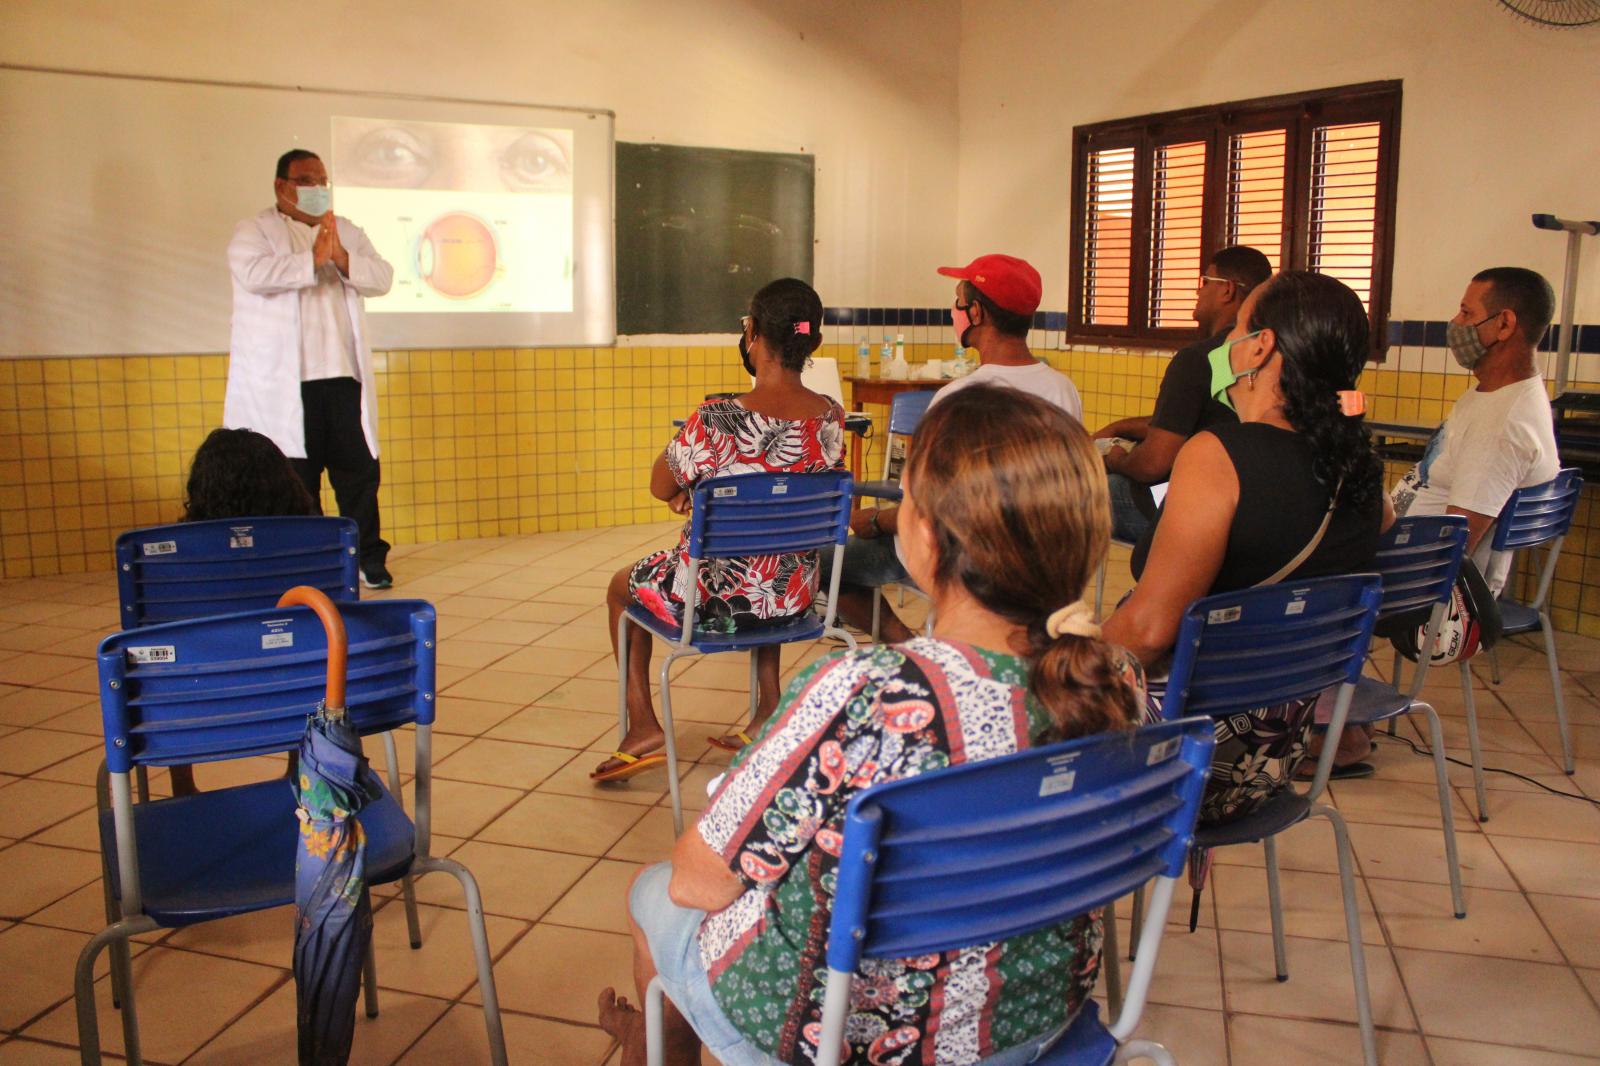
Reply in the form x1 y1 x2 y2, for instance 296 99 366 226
817 310 1600 355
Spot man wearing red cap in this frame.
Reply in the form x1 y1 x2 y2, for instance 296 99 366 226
832 254 1082 642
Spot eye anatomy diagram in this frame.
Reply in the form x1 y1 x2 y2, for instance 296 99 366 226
332 116 575 314
417 212 500 299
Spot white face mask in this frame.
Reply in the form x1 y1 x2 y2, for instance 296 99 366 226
293 184 331 217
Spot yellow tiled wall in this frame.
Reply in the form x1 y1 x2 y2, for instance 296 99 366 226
3 343 1596 638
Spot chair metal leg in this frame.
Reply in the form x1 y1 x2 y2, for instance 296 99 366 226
1487 643 1502 685
1387 649 1403 735
362 929 380 1018
1538 611 1576 774
76 916 157 1066
1312 804 1378 1066
1115 1040 1177 1066
1100 908 1123 1022
380 731 423 949
616 614 632 745
645 974 666 1066
1459 661 1490 822
414 856 508 1066
134 766 150 805
659 654 685 835
1263 836 1289 981
1418 703 1467 918
1127 883 1145 962
747 650 759 726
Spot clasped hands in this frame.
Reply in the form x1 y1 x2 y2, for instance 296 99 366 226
312 212 350 275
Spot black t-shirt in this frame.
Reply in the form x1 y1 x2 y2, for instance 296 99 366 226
1148 327 1239 439
1130 422 1382 593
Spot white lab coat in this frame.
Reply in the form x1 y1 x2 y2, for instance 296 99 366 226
224 208 394 458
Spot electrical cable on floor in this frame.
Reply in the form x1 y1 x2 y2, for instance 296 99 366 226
1375 731 1600 808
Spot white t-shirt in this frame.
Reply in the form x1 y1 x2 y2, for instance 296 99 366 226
931 360 1083 424
279 213 358 382
1392 375 1559 592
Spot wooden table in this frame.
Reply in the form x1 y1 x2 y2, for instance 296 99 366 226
844 376 949 478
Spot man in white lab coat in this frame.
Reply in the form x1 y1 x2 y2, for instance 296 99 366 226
225 149 397 587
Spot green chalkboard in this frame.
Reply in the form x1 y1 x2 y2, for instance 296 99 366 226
616 142 814 334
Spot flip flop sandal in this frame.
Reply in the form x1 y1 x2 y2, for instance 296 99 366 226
706 731 755 753
589 750 667 783
1326 761 1376 780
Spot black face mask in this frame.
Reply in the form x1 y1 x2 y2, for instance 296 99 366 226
738 334 755 376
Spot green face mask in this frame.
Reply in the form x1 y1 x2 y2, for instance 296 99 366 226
1206 329 1265 411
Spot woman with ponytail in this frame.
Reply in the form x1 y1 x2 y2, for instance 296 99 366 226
1103 270 1386 818
598 384 1144 1066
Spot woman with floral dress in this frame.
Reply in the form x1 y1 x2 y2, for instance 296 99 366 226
597 384 1146 1066
592 278 846 781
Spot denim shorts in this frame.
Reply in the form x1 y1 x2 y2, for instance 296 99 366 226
631 862 1072 1066
820 534 910 591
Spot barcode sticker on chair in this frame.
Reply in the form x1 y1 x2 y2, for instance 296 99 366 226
1206 606 1241 624
127 645 175 664
1285 601 1306 616
1146 737 1181 765
714 487 738 498
228 526 254 549
262 632 294 649
1394 531 1411 545
141 541 177 556
1038 771 1076 797
771 484 788 494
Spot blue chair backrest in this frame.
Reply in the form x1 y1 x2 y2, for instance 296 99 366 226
96 600 435 774
1376 515 1468 618
1491 467 1583 552
686 471 854 561
887 390 936 437
1162 575 1383 719
827 717 1214 973
115 516 360 628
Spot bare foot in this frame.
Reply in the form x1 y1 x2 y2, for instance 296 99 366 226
598 987 647 1066
591 728 666 778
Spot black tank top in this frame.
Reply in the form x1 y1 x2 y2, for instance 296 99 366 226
1129 423 1381 593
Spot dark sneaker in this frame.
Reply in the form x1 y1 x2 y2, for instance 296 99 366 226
361 567 393 590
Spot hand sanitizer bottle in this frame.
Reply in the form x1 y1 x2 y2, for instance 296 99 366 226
887 334 910 381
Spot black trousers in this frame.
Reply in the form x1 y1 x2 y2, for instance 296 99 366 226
292 377 390 575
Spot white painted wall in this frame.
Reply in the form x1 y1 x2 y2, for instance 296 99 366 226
955 0 1600 322
0 0 961 312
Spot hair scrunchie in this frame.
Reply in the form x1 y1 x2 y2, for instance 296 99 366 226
1046 600 1100 639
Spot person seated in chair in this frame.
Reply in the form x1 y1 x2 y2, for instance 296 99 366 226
170 427 319 795
1101 271 1385 819
598 384 1143 1066
593 278 846 781
834 254 1083 644
1094 245 1272 543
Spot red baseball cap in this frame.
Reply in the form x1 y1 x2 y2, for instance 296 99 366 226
937 254 1043 317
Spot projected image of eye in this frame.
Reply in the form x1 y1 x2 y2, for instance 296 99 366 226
346 125 434 187
416 212 500 298
500 130 571 192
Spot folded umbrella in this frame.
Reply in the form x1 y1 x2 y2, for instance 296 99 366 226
283 587 383 1066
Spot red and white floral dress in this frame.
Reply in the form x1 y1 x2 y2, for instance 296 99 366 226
629 397 845 633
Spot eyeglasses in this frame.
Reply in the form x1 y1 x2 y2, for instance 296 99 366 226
1197 275 1233 290
739 315 752 332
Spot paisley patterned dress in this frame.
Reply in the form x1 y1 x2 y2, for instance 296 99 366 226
694 639 1143 1066
630 397 845 633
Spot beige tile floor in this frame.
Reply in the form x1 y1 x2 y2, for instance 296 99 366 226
0 530 1598 1064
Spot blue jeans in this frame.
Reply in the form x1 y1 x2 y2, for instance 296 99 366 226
631 862 1073 1065
1107 473 1153 545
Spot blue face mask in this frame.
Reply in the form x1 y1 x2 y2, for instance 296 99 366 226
293 184 331 217
1206 330 1265 411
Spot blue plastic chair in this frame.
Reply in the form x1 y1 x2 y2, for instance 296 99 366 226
644 717 1216 1066
77 600 507 1066
1479 468 1583 790
114 516 360 628
1150 575 1384 1066
853 388 936 503
1346 515 1471 917
617 470 856 833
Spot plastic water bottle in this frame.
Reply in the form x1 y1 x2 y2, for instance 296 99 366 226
880 336 893 378
856 340 871 380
